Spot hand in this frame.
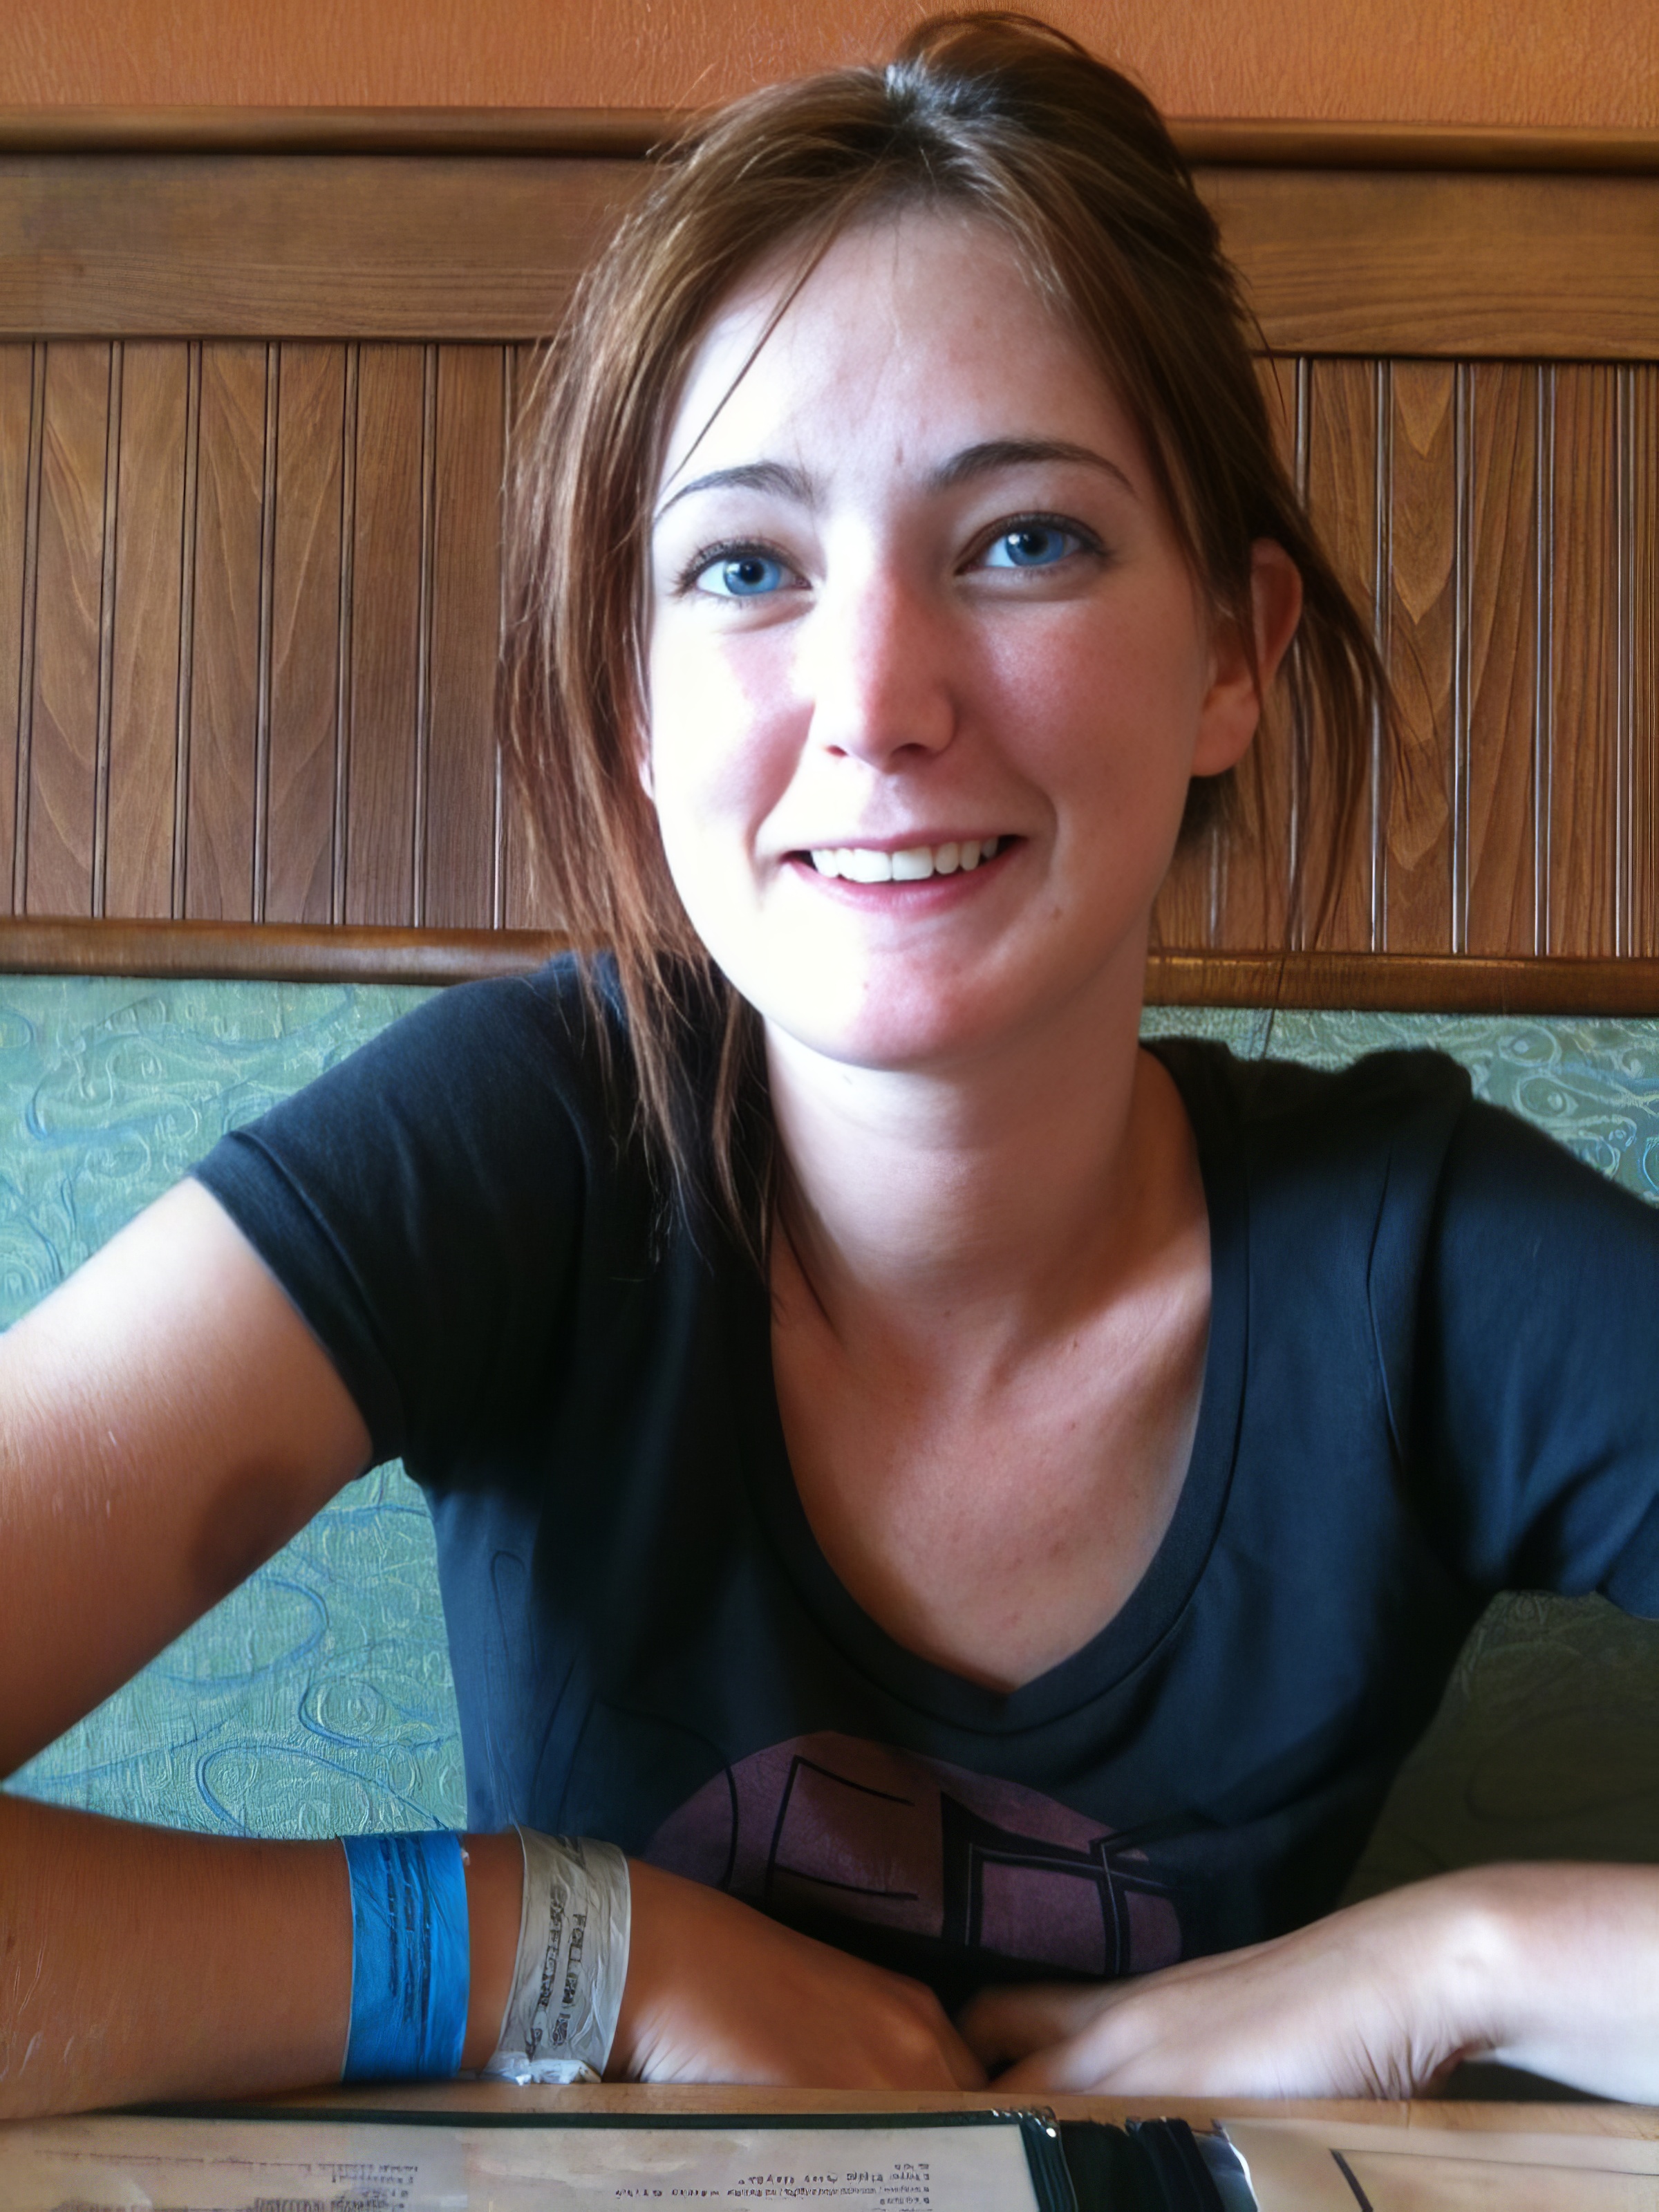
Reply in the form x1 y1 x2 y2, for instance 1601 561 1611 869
959 1880 1492 2100
611 1861 986 2089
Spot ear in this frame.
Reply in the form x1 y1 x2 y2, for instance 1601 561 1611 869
1190 540 1304 777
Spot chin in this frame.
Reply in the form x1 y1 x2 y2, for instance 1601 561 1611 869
758 986 1022 1077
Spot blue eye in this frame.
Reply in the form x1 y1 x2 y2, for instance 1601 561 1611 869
982 523 1079 569
706 551 789 597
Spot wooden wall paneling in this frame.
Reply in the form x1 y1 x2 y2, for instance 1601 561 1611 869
1461 363 1541 956
1546 365 1620 956
0 156 645 341
422 343 505 928
265 342 346 924
104 342 187 917
183 342 268 918
345 343 423 926
1629 365 1658 957
25 341 112 916
1379 359 1456 952
0 344 39 911
1301 356 1380 950
10 160 1659 358
1201 170 1659 359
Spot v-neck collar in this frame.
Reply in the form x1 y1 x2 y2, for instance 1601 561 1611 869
733 1037 1250 1736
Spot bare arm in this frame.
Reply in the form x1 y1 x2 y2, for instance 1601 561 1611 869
0 1181 529 2115
1 1178 371 1775
0 1180 980 2114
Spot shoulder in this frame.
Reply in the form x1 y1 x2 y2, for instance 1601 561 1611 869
1147 1033 1473 1210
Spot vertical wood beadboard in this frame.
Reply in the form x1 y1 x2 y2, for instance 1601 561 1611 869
88 339 122 919
106 343 188 919
170 341 201 919
1633 364 1658 957
491 341 511 933
0 345 39 914
425 343 506 930
1463 362 1539 958
1548 365 1620 956
251 341 280 924
26 341 112 916
332 341 359 926
411 342 438 926
267 342 346 925
345 343 422 926
1533 364 1555 957
185 342 266 920
1383 360 1457 953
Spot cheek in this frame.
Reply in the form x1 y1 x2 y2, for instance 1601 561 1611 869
645 628 798 897
984 592 1208 809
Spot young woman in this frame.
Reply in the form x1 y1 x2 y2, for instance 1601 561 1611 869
3 15 1658 2118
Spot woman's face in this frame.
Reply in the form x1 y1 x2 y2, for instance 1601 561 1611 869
646 207 1282 1076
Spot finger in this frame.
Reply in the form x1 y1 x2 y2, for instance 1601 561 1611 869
956 1982 1098 2070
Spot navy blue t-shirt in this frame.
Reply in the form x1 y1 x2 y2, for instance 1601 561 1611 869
194 959 1659 2005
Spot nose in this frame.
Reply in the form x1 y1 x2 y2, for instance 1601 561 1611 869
804 562 959 769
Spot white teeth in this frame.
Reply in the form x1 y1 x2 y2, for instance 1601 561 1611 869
807 838 1006 881
843 847 893 883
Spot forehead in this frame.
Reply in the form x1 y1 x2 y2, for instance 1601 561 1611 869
655 207 1140 498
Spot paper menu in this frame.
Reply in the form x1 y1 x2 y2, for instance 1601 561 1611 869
0 2109 1062 2212
1223 2118 1659 2211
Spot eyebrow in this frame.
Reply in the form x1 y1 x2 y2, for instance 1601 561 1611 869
654 459 816 525
927 438 1137 498
652 435 1136 529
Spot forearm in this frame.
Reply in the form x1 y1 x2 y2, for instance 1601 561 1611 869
1454 1861 1659 2101
0 1796 520 2119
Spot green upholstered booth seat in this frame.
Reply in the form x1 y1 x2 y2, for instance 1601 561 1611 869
4 978 1657 1905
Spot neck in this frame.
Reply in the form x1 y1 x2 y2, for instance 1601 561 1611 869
766 950 1176 1365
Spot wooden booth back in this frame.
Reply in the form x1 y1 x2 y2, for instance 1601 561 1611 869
1 112 1657 1009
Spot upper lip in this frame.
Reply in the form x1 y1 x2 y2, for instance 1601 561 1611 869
785 832 1009 853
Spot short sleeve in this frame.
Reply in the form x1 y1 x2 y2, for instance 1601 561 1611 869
191 962 617 1471
1415 1097 1659 1617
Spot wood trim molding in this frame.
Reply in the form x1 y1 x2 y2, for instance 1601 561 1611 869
1146 953 1659 1016
0 919 570 985
6 923 1659 1015
1 107 1658 174
7 157 1656 352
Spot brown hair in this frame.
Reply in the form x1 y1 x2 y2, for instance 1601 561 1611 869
502 11 1390 1239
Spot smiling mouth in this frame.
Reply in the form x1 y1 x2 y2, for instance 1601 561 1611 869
803 836 1008 883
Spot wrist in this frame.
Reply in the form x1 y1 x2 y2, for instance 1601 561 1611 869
1402 1865 1529 2070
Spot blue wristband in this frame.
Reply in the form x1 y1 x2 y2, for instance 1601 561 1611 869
341 1830 470 2081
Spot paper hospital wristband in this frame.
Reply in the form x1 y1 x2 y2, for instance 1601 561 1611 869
482 1828 632 2084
